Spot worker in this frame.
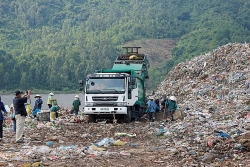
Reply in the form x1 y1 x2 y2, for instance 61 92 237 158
47 92 55 109
0 96 7 141
147 98 159 122
165 96 177 121
154 98 160 112
50 101 59 121
33 94 43 117
70 95 81 116
160 95 168 111
9 104 16 134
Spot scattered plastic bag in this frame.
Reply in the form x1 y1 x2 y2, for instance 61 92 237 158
156 128 167 136
207 137 214 147
32 162 44 167
87 145 107 151
46 141 54 147
120 151 131 156
114 140 127 146
21 164 31 167
114 133 136 137
218 132 230 138
34 146 51 154
94 138 114 147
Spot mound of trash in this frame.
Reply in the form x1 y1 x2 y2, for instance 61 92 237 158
151 42 250 165
155 42 250 113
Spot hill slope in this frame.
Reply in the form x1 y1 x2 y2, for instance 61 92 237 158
0 0 250 91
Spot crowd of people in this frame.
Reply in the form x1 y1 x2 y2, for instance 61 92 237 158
0 91 81 143
146 95 178 122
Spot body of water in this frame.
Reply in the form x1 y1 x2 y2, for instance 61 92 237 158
0 93 85 110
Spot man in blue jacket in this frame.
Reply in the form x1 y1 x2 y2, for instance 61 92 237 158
148 98 158 122
0 96 7 141
33 94 43 117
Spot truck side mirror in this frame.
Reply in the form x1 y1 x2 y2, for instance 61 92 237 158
79 80 85 91
131 77 136 89
131 77 136 85
79 80 84 86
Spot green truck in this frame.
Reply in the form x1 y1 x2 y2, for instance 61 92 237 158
79 47 150 122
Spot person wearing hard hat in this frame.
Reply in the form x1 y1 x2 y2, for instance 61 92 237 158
50 101 59 120
47 92 55 109
165 96 177 121
70 95 81 116
33 94 43 117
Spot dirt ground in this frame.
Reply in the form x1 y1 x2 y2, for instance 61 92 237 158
0 111 249 167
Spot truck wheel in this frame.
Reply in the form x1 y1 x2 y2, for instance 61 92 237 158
124 109 132 123
139 107 144 117
88 114 96 123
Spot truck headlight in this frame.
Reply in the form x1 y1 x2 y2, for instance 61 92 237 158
85 102 94 106
117 102 126 106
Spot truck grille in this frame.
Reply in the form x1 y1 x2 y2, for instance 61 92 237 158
92 96 118 101
95 103 117 106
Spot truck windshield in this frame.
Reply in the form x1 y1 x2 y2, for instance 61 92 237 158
86 78 125 94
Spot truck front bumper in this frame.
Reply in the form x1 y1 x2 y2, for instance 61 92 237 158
84 107 127 114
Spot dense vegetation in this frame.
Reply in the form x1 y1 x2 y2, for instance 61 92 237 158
0 0 250 92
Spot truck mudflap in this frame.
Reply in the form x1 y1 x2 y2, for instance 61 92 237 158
84 107 127 114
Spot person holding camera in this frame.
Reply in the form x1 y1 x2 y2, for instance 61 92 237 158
13 90 31 143
0 96 8 141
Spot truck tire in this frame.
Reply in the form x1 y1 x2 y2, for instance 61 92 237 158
88 114 96 123
124 109 132 123
139 107 144 117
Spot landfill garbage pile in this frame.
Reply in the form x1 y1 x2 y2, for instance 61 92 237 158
157 42 250 108
1 42 250 167
153 42 250 165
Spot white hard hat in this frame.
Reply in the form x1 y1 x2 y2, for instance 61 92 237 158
169 96 177 101
34 94 41 98
148 96 154 100
75 95 79 98
50 92 54 96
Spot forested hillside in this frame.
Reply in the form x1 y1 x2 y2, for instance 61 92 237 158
0 0 250 92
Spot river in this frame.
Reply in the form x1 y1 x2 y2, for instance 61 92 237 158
0 93 85 110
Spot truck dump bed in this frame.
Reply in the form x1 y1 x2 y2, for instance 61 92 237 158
112 47 149 80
